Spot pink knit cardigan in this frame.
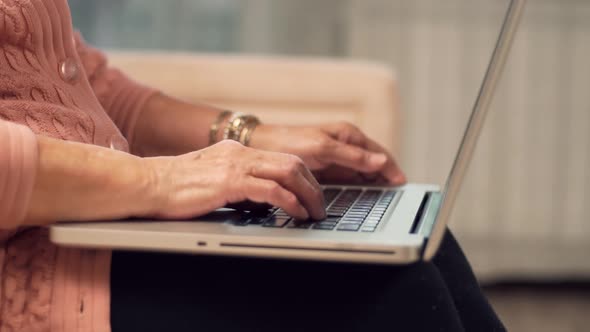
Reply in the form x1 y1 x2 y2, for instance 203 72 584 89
0 0 157 330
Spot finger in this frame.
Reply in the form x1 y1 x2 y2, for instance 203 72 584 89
320 123 406 185
319 140 388 173
381 157 406 186
320 122 367 147
250 153 326 220
318 165 366 185
242 177 309 220
315 165 359 184
298 161 323 197
365 138 406 185
358 171 380 182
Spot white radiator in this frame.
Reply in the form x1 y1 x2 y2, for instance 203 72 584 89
348 0 590 280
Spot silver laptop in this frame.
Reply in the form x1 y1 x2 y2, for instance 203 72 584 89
50 0 526 265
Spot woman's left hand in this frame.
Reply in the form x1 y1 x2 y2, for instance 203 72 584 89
249 122 406 186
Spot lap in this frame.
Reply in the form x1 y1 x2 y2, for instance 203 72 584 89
110 230 503 332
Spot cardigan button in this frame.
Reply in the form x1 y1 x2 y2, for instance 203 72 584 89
59 58 79 83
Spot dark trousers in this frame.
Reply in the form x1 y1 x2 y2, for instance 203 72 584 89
111 230 505 332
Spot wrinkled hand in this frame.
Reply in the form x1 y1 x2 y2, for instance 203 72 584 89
249 123 406 185
144 140 326 220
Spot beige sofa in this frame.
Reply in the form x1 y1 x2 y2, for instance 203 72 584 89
108 52 401 157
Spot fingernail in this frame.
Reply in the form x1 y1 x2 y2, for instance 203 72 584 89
394 173 407 185
370 153 387 165
301 208 310 220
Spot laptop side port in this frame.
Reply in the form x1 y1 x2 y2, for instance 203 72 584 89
410 193 431 234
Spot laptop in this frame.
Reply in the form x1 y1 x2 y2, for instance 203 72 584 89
50 0 526 265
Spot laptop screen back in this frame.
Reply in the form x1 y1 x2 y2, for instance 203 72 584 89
424 0 527 260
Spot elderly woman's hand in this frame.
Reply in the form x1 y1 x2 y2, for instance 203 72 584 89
249 123 406 186
144 140 326 221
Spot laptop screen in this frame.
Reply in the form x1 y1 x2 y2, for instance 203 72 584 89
424 0 526 260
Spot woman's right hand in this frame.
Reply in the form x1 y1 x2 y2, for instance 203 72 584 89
143 140 326 221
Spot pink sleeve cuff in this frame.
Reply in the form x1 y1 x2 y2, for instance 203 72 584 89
0 120 39 229
91 69 157 147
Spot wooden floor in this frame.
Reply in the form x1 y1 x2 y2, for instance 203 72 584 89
484 283 590 332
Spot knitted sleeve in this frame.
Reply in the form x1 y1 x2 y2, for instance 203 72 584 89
74 33 158 146
0 119 38 229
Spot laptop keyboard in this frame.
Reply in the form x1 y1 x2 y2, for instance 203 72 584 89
234 188 397 233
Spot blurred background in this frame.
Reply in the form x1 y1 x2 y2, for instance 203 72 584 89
69 0 590 330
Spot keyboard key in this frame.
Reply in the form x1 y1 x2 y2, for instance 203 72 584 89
315 220 339 226
329 204 348 209
263 216 291 228
315 217 340 224
336 190 361 201
326 210 347 217
330 203 349 208
247 217 267 225
345 189 362 195
341 215 364 220
346 216 368 221
381 194 395 202
323 188 342 205
342 215 365 220
361 226 377 232
346 211 368 216
345 211 366 216
337 224 361 231
312 223 336 230
340 219 365 225
339 221 363 226
330 203 351 209
288 221 314 229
